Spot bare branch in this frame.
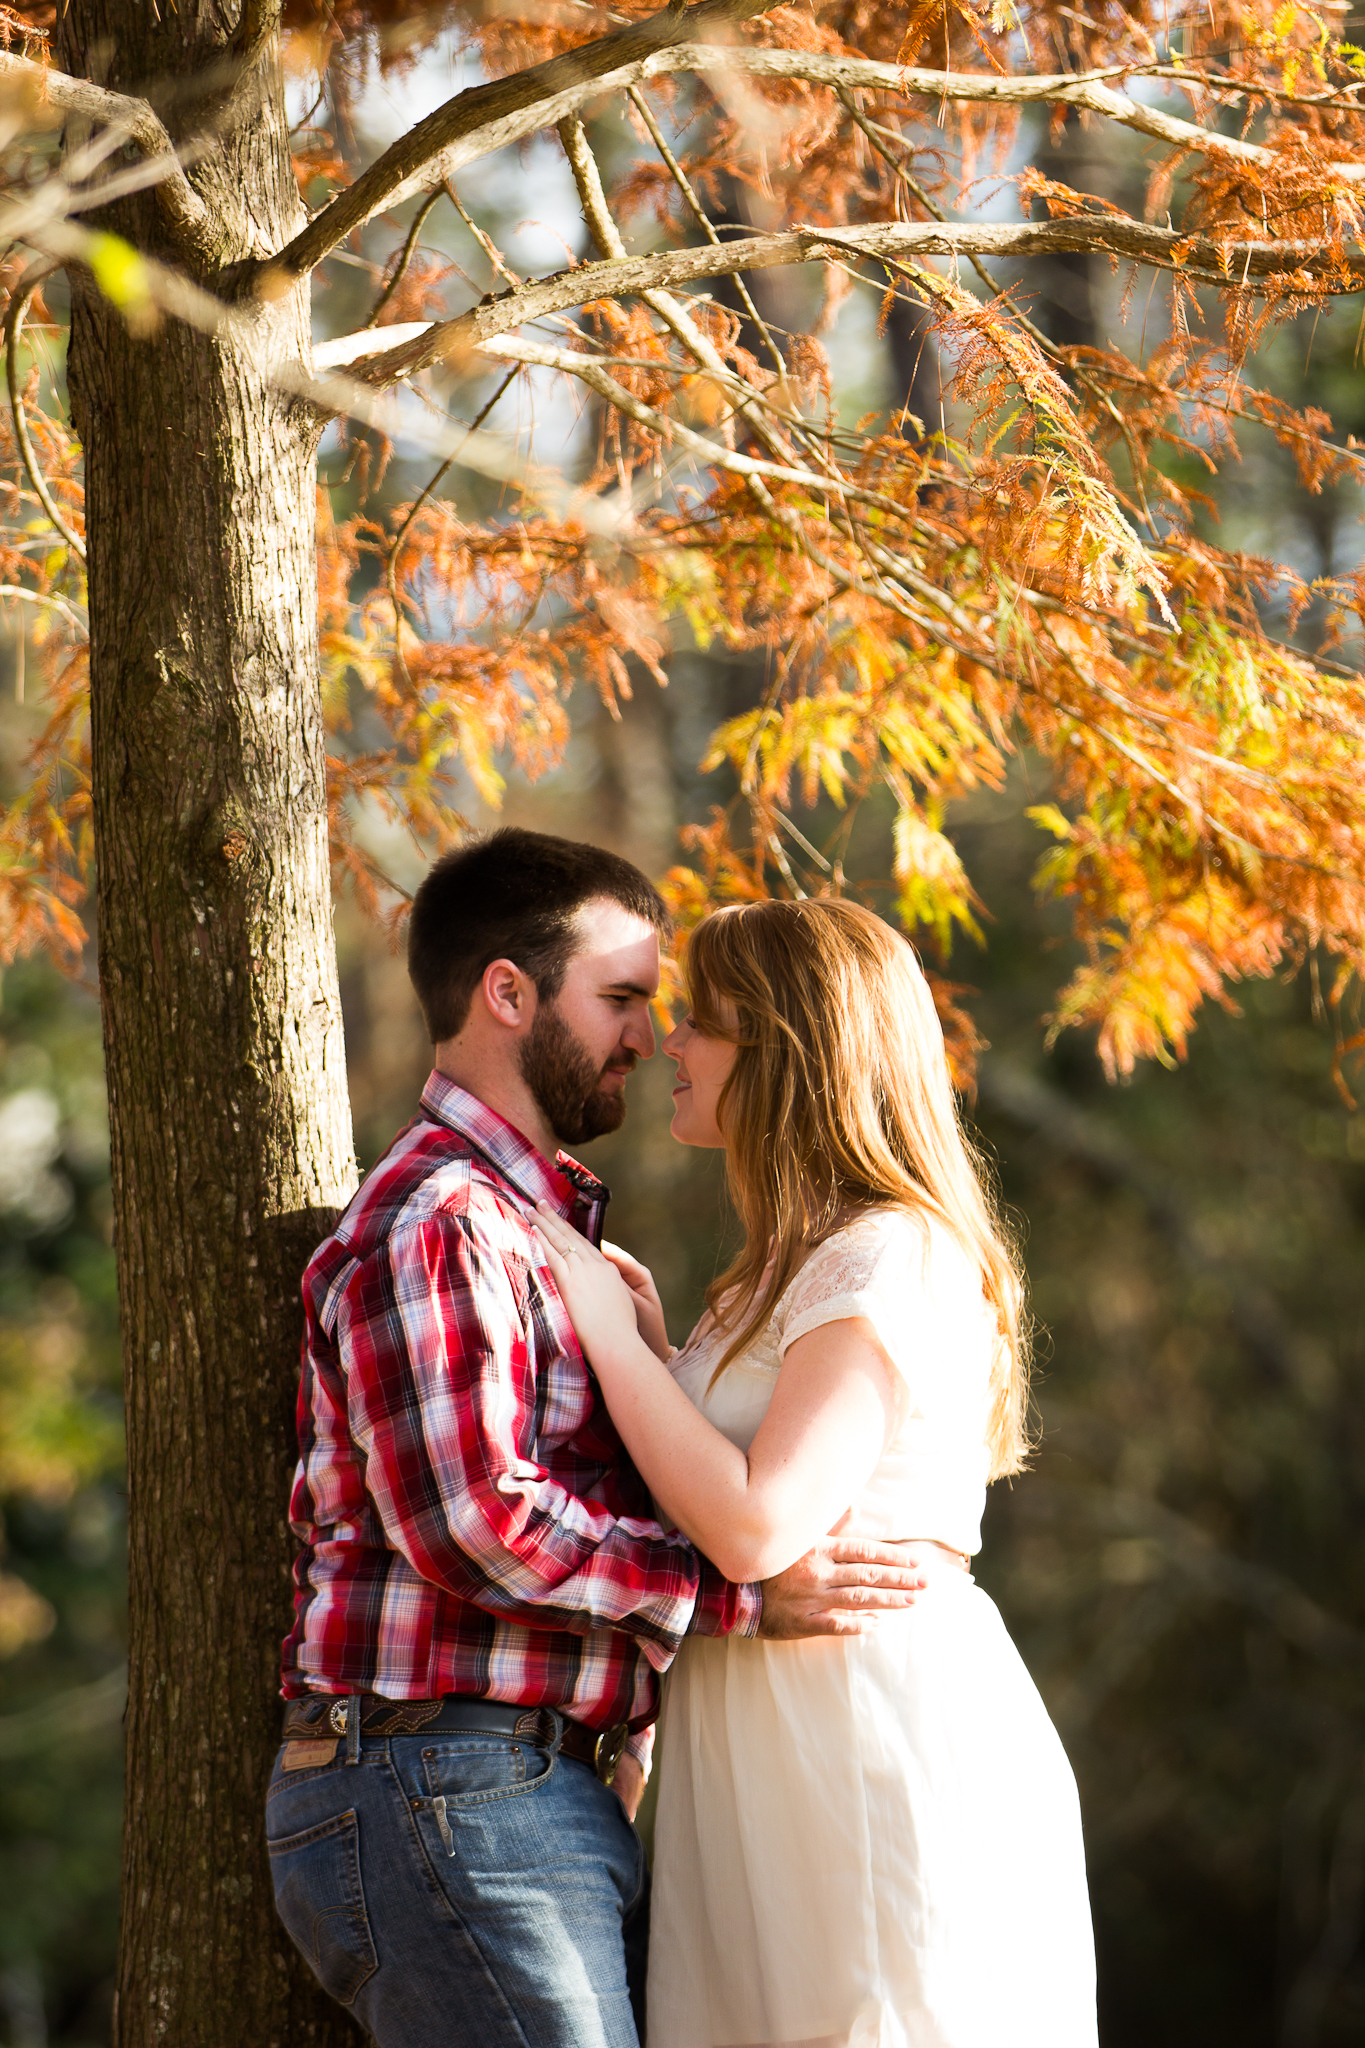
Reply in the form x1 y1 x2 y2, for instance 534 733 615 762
444 180 523 293
476 330 855 496
254 33 1365 302
0 50 215 258
314 323 432 369
253 0 782 294
557 111 631 263
654 46 1365 182
350 217 1365 390
0 584 87 632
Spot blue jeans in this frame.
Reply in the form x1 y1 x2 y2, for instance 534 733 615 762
266 1729 648 2046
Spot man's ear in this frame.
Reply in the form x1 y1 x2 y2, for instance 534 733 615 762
481 957 535 1032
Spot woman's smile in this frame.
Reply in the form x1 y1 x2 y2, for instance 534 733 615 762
662 1006 734 1146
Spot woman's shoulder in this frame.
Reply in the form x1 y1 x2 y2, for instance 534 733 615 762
810 1203 930 1268
789 1206 984 1310
779 1206 921 1316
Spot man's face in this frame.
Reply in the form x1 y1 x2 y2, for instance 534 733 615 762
518 898 660 1147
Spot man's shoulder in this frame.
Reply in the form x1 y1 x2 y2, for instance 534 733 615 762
307 1117 532 1281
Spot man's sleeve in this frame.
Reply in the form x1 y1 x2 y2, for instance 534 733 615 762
688 1558 760 1638
342 1211 760 1667
624 1722 655 1779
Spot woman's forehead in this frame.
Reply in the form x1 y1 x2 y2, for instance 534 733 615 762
688 975 740 1032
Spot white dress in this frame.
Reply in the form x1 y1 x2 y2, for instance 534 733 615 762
647 1209 1097 2048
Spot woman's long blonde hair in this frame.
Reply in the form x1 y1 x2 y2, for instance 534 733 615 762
687 898 1031 1480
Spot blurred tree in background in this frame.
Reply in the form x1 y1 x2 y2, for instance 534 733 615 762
0 1 1362 2045
0 958 121 2047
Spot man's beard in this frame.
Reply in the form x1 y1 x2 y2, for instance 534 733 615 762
518 1002 633 1148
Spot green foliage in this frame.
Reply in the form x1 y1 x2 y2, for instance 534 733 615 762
965 827 1365 2045
0 960 122 2045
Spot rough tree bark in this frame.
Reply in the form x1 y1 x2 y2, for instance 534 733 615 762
57 6 359 2043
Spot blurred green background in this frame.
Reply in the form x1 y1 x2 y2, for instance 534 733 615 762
2 34 1364 2048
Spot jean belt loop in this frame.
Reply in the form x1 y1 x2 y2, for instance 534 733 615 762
344 1694 362 1766
549 1707 566 1758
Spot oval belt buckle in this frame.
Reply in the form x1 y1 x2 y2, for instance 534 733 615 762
593 1722 628 1787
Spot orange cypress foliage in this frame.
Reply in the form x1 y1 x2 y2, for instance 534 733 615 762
2 0 1365 1086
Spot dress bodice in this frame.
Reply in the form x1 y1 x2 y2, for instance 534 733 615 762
668 1208 996 1556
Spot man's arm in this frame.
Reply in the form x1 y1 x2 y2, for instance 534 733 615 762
338 1210 759 1663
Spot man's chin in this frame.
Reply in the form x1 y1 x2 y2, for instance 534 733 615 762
571 1092 627 1145
553 1090 627 1148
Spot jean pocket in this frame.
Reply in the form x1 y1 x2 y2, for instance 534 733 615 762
268 1808 378 2007
420 1736 553 1808
266 1749 338 1803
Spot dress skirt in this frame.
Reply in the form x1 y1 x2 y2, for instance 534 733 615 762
646 1573 1098 2048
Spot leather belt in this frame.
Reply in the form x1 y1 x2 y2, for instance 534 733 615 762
280 1693 630 1785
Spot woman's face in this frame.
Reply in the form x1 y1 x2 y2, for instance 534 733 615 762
662 1001 737 1148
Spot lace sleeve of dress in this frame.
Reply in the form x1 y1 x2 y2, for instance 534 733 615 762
776 1214 929 1385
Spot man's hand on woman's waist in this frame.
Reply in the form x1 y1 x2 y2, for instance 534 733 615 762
756 1536 968 1640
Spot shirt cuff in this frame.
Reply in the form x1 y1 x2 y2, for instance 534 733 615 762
624 1724 656 1779
687 1557 762 1638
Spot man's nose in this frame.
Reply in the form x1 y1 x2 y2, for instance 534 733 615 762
624 1005 656 1059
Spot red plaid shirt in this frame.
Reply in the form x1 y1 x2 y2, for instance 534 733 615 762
281 1072 759 1764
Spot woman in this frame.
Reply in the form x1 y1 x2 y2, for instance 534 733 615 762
534 899 1097 2048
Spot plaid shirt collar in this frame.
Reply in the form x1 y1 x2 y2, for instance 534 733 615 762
418 1070 609 1234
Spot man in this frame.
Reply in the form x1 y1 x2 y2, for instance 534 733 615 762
268 829 931 2048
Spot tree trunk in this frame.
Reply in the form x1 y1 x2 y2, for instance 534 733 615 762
58 7 359 2042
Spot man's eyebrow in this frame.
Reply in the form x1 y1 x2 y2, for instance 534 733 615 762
601 979 655 998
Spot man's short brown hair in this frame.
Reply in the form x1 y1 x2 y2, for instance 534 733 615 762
407 828 671 1044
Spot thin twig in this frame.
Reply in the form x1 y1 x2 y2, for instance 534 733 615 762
444 181 523 291
837 87 1070 368
385 366 521 682
626 82 786 379
5 261 84 562
555 111 807 481
364 185 445 327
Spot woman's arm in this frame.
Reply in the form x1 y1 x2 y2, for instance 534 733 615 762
534 1206 902 1583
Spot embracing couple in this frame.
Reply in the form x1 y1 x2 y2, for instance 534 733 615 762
267 828 1097 2048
